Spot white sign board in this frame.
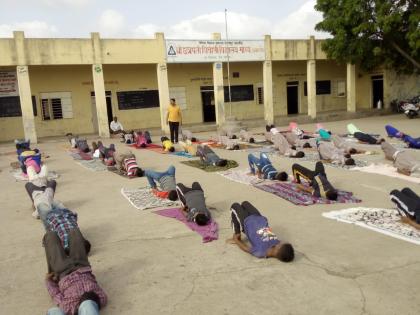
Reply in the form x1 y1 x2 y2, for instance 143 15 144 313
166 40 265 63
0 71 18 97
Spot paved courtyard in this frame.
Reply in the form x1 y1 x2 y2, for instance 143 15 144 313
0 114 419 315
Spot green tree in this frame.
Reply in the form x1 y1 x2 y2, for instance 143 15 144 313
315 0 420 73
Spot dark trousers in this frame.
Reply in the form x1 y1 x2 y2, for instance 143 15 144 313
43 229 90 279
176 182 203 208
144 131 152 144
390 188 420 223
169 121 180 143
354 132 377 144
230 201 261 234
292 161 325 183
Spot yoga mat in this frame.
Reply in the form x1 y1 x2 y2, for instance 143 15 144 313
351 163 420 184
255 182 361 206
76 159 107 172
323 207 420 245
154 208 218 243
181 160 238 172
130 143 160 150
325 159 369 170
121 187 179 210
171 151 193 158
68 151 93 160
11 169 59 182
218 169 265 185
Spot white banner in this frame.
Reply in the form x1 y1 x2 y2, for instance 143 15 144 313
0 71 18 97
166 40 265 63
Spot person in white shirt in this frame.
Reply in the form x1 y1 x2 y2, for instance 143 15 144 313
110 116 124 134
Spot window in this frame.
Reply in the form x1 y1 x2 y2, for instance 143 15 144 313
0 96 37 117
40 92 73 120
233 72 240 78
304 80 331 96
336 80 346 97
224 85 254 102
169 87 187 110
257 86 264 105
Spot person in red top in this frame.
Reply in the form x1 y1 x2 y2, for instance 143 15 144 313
44 228 107 315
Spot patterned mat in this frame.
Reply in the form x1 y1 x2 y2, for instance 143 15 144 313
255 182 362 206
11 170 59 181
325 159 369 170
76 160 107 172
351 163 420 184
121 187 179 210
323 207 420 245
181 160 238 172
68 151 93 160
218 169 265 185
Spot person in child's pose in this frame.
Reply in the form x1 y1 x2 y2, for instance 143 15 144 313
330 135 365 155
239 130 255 143
272 133 305 158
176 182 211 226
179 140 197 156
292 161 338 200
181 129 198 142
227 201 294 262
114 149 144 177
161 136 175 152
248 152 288 181
381 142 420 176
196 145 228 167
390 188 420 229
218 135 240 150
317 141 355 166
144 165 178 200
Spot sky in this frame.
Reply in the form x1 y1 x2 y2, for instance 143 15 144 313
0 0 329 39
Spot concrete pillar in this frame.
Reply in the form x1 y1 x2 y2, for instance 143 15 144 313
156 63 170 133
92 64 110 138
91 33 109 138
16 66 37 143
346 63 356 112
263 35 274 125
14 31 37 143
212 33 225 126
307 36 317 118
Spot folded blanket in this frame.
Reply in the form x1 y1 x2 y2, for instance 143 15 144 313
323 207 420 245
154 208 218 243
255 182 361 206
181 160 238 172
76 159 107 172
11 169 59 182
219 169 265 185
121 187 179 210
351 163 420 184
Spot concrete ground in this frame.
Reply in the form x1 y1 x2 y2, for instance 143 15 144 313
0 114 419 315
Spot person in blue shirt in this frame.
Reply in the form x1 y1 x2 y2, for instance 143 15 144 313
227 201 294 262
248 152 288 181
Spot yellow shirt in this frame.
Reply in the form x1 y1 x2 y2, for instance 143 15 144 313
162 140 173 151
167 104 181 122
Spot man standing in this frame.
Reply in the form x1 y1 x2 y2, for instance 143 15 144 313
166 98 182 143
109 116 124 134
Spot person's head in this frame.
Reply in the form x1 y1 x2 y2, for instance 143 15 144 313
291 145 297 150
170 98 176 105
168 190 178 201
113 116 118 122
191 137 197 142
303 143 311 148
349 148 357 155
169 147 175 152
326 190 338 201
136 168 144 177
344 153 351 159
97 141 103 148
273 243 295 262
266 125 271 132
378 138 385 144
232 144 240 150
194 213 210 226
231 135 237 139
77 291 101 313
216 159 228 167
249 137 255 143
295 151 305 158
140 143 146 148
161 136 168 142
275 172 288 181
82 147 90 153
92 142 98 151
345 158 355 166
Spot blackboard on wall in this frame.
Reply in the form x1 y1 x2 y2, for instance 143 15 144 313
117 90 160 110
224 85 254 102
0 96 37 117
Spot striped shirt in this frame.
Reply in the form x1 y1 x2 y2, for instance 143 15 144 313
123 157 138 177
46 208 78 250
46 267 107 315
159 175 176 192
261 164 278 180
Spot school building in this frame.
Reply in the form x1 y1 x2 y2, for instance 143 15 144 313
0 31 419 143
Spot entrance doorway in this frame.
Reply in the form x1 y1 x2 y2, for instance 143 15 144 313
201 86 216 122
286 81 299 115
371 75 384 108
91 91 113 133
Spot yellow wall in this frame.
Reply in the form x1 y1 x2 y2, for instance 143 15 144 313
384 71 420 106
101 39 163 64
103 64 161 130
355 67 384 110
0 40 17 66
